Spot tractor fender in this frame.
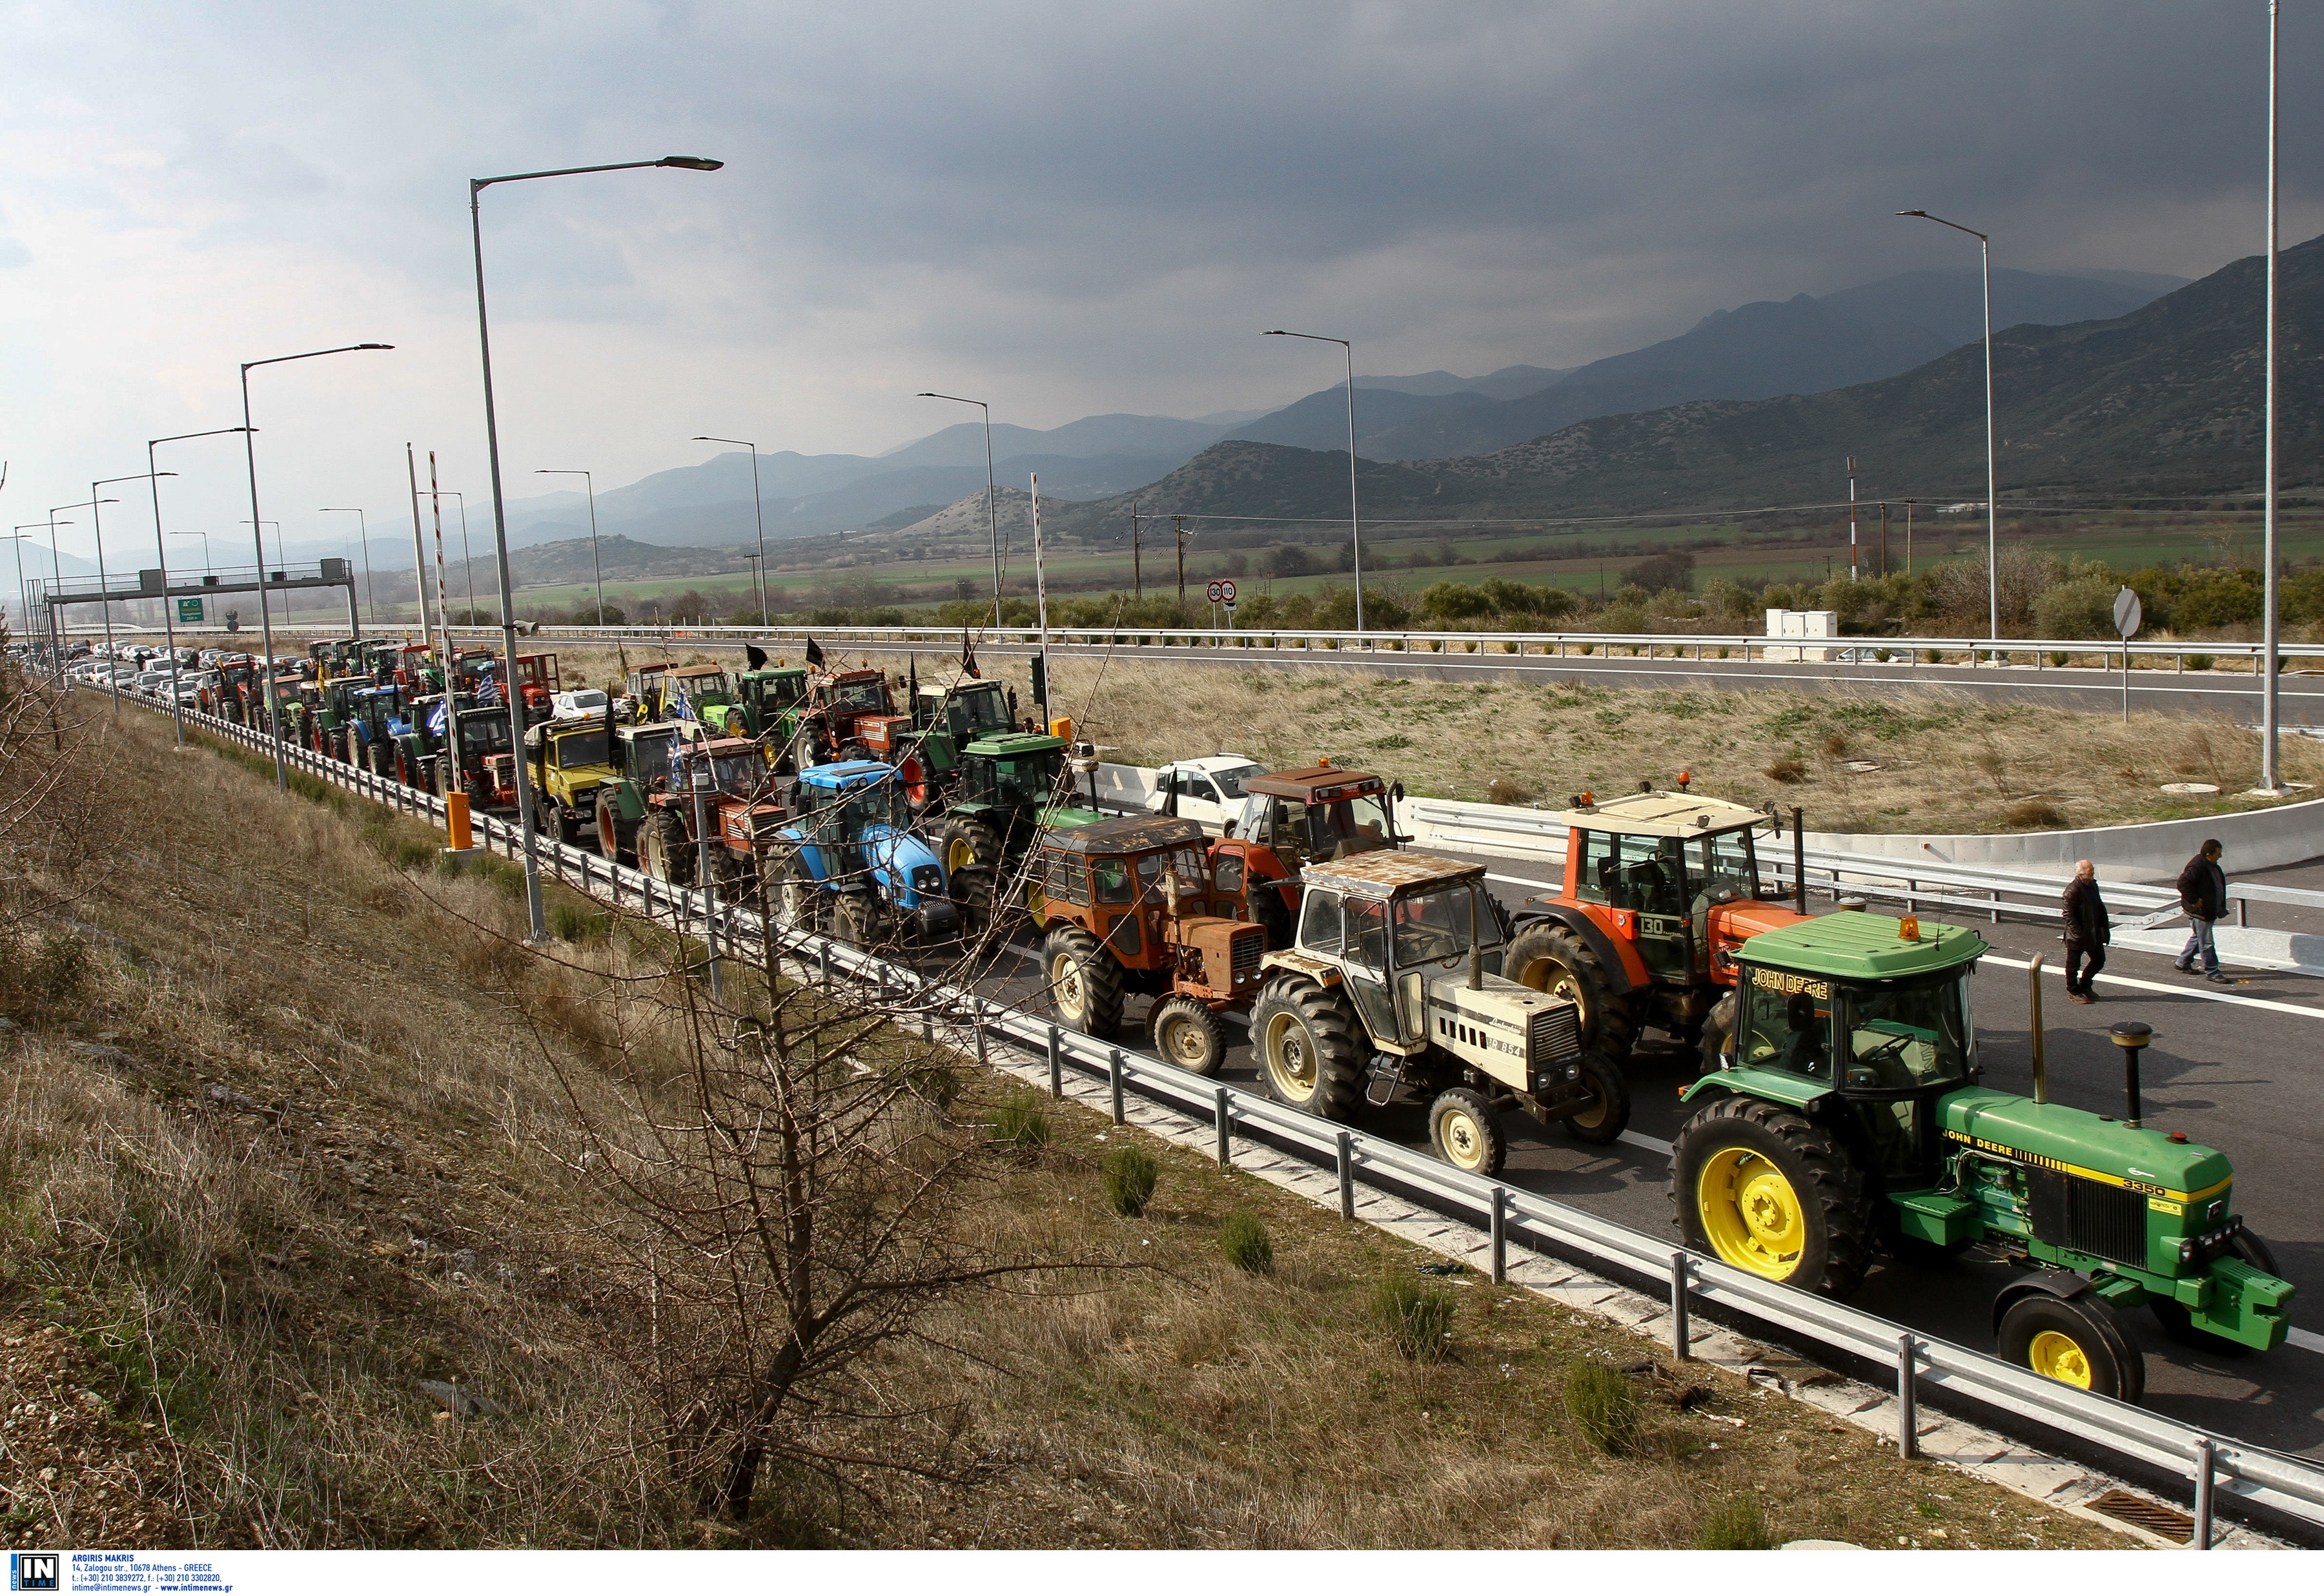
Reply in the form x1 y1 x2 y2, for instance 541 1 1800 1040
1991 1269 2094 1335
775 828 833 886
1508 905 1646 994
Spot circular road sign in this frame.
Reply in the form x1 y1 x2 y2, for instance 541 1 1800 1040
1206 580 1224 604
1217 578 1237 605
2114 586 2143 639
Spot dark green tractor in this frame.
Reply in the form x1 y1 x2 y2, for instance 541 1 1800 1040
931 730 1105 931
739 664 810 761
1675 909 2294 1402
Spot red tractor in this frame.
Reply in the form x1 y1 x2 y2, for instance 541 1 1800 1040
799 666 897 764
1200 760 1405 948
515 652 560 715
1502 787 1808 1061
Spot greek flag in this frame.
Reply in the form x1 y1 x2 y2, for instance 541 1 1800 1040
674 686 694 722
427 699 448 738
477 671 501 706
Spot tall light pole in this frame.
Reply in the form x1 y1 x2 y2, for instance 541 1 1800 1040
430 488 480 622
1264 331 1365 635
150 428 249 746
320 507 377 626
917 394 1003 624
43 505 92 682
92 472 176 712
534 469 606 623
472 153 724 943
1898 210 1998 640
3 529 40 643
2261 0 2285 791
691 438 768 626
241 343 394 788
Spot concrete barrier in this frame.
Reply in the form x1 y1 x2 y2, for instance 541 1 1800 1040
1803 793 2324 881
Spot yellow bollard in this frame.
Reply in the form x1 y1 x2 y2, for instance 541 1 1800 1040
445 790 473 852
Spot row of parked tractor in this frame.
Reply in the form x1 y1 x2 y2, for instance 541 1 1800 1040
172 635 2294 1405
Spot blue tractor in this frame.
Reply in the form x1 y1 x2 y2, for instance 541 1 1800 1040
769 759 960 946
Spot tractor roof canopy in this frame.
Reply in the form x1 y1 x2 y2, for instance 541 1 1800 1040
964 731 1065 758
1301 848 1483 899
797 758 901 792
1541 789 1773 837
1248 764 1385 801
1039 814 1206 857
1738 911 1988 982
673 664 729 682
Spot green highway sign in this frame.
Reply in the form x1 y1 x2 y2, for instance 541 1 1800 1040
178 597 204 624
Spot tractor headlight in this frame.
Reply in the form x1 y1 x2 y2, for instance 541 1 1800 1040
912 865 943 894
1563 1063 1580 1081
2177 1238 2197 1269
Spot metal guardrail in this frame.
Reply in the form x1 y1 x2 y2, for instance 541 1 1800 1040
102 684 2324 1544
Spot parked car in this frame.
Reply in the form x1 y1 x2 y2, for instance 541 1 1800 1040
1142 754 1265 833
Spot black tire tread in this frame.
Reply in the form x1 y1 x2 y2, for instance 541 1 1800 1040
1558 1051 1633 1145
1506 920 1638 1059
1148 994 1228 1076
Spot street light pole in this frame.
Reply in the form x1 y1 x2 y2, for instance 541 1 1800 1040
534 469 606 623
241 343 394 788
917 394 1003 624
430 489 479 622
92 472 176 713
320 507 376 627
1898 209 1997 640
472 152 723 943
149 429 249 746
43 505 90 683
2261 0 2284 791
691 438 768 627
1264 331 1364 635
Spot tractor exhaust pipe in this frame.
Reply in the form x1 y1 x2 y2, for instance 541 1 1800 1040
2028 956 2047 1104
1792 806 1806 916
2110 1022 2152 1129
1468 888 1483 990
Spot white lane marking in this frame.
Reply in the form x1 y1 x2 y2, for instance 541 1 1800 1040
1981 951 2324 1021
1618 1130 1673 1157
2289 1327 2324 1355
1487 872 1561 892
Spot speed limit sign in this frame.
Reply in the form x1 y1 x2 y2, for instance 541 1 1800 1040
1205 580 1224 604
1217 578 1237 606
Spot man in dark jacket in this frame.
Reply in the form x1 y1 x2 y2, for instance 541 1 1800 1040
2062 859 2111 1003
2175 839 2230 983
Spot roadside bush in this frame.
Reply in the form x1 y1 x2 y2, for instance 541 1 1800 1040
988 1090 1052 1150
1372 1275 1454 1361
1101 1144 1159 1217
1219 1212 1274 1274
1695 1497 1775 1550
1764 753 1806 784
1622 551 1695 593
2188 653 2216 671
547 900 611 943
2004 798 2070 829
1700 577 1755 621
1484 775 1536 806
2032 574 2118 639
1563 1361 1642 1455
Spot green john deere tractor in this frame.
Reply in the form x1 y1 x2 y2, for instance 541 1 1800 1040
931 728 1104 931
1675 909 2294 1402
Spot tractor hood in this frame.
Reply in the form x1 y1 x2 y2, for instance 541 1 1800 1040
1940 1087 2232 1205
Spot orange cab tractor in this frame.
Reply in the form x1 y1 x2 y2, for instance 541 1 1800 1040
514 652 560 715
1204 761 1406 948
1502 785 1808 1061
799 666 897 764
1030 815 1270 1075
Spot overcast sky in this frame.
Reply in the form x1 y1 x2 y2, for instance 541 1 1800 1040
3 1 2319 582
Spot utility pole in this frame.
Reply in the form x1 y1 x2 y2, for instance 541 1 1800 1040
1131 500 1141 600
2261 0 2284 790
1905 498 1916 575
1879 502 1890 579
1847 455 1859 582
1174 515 1188 609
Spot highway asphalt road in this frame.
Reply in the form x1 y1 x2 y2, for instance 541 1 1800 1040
967 846 2324 1464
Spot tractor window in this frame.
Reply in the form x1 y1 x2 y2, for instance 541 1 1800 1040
1579 830 1683 916
1046 854 1088 906
1212 850 1245 895
993 752 1063 808
1090 857 1135 905
831 679 888 713
1134 851 1170 901
1345 897 1389 970
1685 830 1758 907
1738 968 1833 1082
1840 974 1973 1089
714 753 770 797
1269 797 1312 858
1391 883 1498 968
953 686 1010 731
556 728 611 768
1298 889 1343 954
629 734 676 786
1312 793 1391 860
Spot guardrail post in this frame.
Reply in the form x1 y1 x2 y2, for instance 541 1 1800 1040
1047 1025 1063 1098
1896 1331 1917 1457
819 941 831 988
974 1005 988 1069
1490 1187 1507 1284
1336 1130 1354 1218
1669 1251 1690 1360
2192 1437 2214 1549
1214 1087 1231 1167
1108 1047 1125 1123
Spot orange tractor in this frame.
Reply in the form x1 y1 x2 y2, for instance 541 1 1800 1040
1203 759 1405 947
1503 787 1808 1060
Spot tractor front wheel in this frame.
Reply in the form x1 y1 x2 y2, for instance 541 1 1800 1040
1505 921 1637 1059
834 892 881 948
1149 995 1228 1076
640 810 694 885
2000 1292 2146 1402
1672 1095 1872 1299
1250 976 1365 1122
1556 1052 1631 1145
1045 926 1126 1036
1428 1087 1505 1176
939 813 1009 933
595 794 629 863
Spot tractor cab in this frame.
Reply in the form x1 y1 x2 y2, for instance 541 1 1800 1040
1227 763 1400 867
668 662 744 735
515 652 560 713
953 731 1099 824
739 664 809 737
394 643 434 688
802 666 897 761
308 638 360 680
626 661 674 719
917 679 1015 742
669 735 775 803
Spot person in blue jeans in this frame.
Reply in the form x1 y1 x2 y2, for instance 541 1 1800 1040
2174 838 2230 984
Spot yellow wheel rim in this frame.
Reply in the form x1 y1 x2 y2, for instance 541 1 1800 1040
1158 1012 1208 1067
1050 953 1085 1023
1439 1105 1490 1171
1696 1147 1807 1280
1264 1012 1316 1098
1516 954 1588 1018
2027 1329 2094 1388
946 835 975 874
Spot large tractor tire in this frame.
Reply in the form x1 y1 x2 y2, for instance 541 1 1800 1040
1250 976 1365 1122
595 793 629 863
1428 1086 1506 1176
1044 926 1126 1036
1671 1094 1873 1299
1557 1052 1631 1145
1148 995 1228 1076
2000 1291 2146 1403
834 892 882 949
1505 921 1638 1060
939 813 1008 932
2150 1231 2278 1355
640 810 695 885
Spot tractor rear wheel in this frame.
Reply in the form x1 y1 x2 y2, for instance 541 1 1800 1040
1557 1052 1631 1145
1149 995 1228 1076
2150 1231 2278 1355
2000 1292 2145 1402
939 813 1009 933
1428 1087 1506 1176
1045 926 1125 1036
640 810 694 885
1505 921 1637 1059
595 794 628 863
1250 976 1365 1122
1672 1095 1873 1299
834 892 881 948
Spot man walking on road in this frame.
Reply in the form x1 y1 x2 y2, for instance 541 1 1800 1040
2062 859 2111 1003
2175 838 2230 985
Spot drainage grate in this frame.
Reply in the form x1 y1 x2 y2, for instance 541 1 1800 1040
2085 1488 2194 1543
